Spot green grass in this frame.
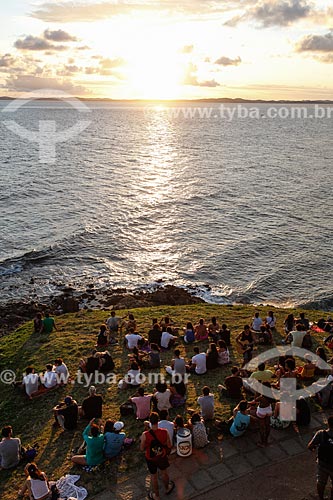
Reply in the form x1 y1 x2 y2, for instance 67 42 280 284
0 304 330 499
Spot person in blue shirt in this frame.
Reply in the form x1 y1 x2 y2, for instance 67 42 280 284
104 420 126 459
229 400 252 437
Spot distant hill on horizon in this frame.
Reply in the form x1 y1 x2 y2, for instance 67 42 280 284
1 96 333 104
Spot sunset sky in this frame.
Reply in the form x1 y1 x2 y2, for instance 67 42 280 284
1 0 333 99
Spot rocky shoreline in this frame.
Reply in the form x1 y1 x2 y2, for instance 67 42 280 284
0 284 205 337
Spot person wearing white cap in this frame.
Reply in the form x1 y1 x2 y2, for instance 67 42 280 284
104 420 126 459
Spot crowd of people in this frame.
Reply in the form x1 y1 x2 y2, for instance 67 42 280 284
2 309 333 500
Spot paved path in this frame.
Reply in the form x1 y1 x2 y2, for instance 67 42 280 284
92 410 333 500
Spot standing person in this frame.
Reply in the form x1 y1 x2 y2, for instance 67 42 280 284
0 426 21 470
71 419 104 467
42 312 57 334
33 312 43 334
140 412 174 500
18 463 50 500
308 416 333 500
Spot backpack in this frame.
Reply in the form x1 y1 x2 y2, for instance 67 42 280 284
318 431 333 465
148 430 167 461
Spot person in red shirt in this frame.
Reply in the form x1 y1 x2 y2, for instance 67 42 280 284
140 412 174 500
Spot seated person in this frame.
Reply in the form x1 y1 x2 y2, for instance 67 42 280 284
251 312 263 332
289 324 307 347
22 367 39 399
43 364 58 390
250 363 274 383
123 362 141 389
18 463 50 500
80 386 103 419
217 340 230 366
148 343 161 368
148 321 162 346
54 358 69 385
104 421 126 459
197 386 214 420
125 329 142 350
270 401 291 430
96 324 108 347
166 349 186 378
122 313 137 334
0 425 21 470
236 326 255 364
80 350 101 374
183 322 195 343
301 330 313 350
158 411 175 444
188 347 207 375
218 367 244 399
153 381 171 413
188 413 209 448
296 312 310 331
53 396 78 430
206 343 219 370
195 319 209 341
72 419 104 467
160 316 177 333
208 317 220 342
169 379 187 408
98 350 115 372
161 327 177 350
266 311 276 329
257 324 272 345
297 354 316 380
173 415 189 434
284 313 295 334
128 346 147 368
219 324 231 346
216 400 252 437
130 387 152 420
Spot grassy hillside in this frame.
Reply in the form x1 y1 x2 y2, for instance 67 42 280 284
0 304 330 499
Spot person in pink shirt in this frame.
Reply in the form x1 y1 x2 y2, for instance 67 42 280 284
130 387 152 420
195 319 209 341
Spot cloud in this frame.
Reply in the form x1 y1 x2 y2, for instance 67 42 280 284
14 35 67 51
44 29 77 42
215 56 241 66
225 0 311 28
0 54 15 68
180 45 194 54
4 75 87 94
99 57 124 69
183 62 220 87
296 30 333 52
31 0 234 23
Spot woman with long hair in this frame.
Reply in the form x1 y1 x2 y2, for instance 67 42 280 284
18 463 50 500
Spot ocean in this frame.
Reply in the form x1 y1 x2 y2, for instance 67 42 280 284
0 100 332 309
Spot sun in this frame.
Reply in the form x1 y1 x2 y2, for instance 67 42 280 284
126 36 184 100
